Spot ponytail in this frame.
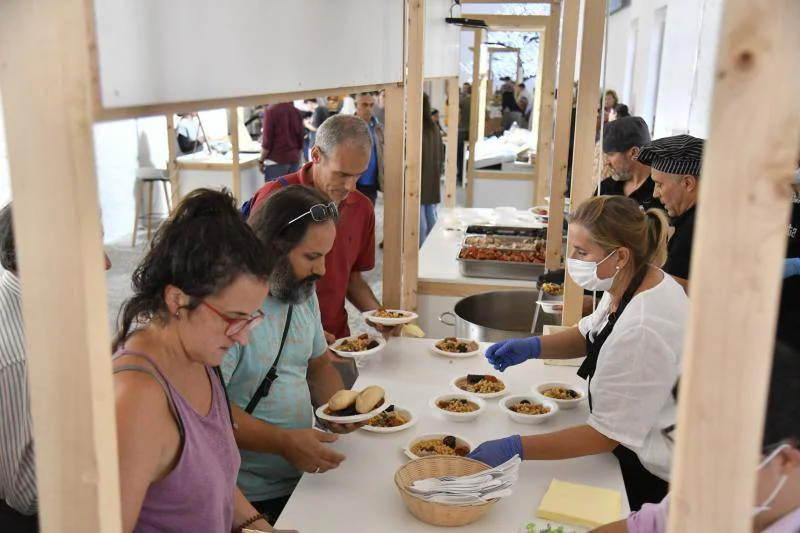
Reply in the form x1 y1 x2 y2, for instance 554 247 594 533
643 208 669 267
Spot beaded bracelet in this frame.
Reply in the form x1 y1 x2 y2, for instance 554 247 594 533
234 513 268 532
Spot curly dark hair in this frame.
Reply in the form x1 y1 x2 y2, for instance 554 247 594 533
248 185 336 263
0 203 16 273
113 188 273 350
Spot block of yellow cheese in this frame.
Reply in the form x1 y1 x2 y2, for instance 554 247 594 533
536 479 623 528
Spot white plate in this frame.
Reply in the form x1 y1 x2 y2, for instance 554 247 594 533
536 300 564 314
431 393 486 423
404 433 475 460
360 406 416 434
315 397 391 424
533 381 587 410
529 205 550 217
431 338 481 358
450 374 508 399
363 309 419 326
329 335 386 359
500 395 558 425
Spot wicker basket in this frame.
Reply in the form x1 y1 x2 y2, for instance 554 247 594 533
394 456 498 527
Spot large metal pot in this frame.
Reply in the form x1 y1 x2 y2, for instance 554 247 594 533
439 290 559 343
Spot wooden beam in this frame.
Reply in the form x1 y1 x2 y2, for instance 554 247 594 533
444 77 459 208
0 0 122 531
543 0 579 271
166 114 180 210
466 28 488 208
474 170 535 181
381 84 405 310
668 1 800 531
534 11 559 206
92 83 399 123
467 14 549 31
401 0 426 310
228 107 241 201
561 0 606 326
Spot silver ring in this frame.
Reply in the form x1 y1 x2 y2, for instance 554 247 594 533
314 466 321 474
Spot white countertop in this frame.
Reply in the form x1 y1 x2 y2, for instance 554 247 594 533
275 337 627 532
418 207 545 287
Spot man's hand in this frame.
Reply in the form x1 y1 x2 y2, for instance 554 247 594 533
324 331 336 345
317 419 366 434
280 428 345 474
366 321 404 338
258 159 266 173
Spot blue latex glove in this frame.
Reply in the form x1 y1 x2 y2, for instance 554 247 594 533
784 258 800 279
485 337 541 372
468 435 523 467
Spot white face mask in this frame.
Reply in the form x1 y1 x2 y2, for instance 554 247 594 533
753 444 790 518
567 250 618 291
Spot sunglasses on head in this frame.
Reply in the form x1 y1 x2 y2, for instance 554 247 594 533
285 202 339 227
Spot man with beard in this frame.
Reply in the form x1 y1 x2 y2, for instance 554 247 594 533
222 185 361 525
599 116 664 211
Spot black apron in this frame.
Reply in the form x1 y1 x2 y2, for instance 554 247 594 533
577 267 670 512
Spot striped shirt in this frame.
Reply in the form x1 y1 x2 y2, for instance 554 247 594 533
0 268 37 515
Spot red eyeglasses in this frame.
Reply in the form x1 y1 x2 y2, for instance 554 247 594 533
200 301 264 337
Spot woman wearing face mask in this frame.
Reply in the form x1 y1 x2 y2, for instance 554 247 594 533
469 196 688 511
112 189 297 533
592 342 800 533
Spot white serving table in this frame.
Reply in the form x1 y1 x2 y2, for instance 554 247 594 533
417 208 545 339
275 338 627 532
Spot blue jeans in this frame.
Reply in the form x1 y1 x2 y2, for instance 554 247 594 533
419 203 438 247
264 162 301 182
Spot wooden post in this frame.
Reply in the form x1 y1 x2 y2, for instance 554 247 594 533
401 0 426 310
0 0 122 531
166 114 180 209
381 84 405 310
543 0 579 272
228 107 241 201
444 77 459 208
668 1 800 531
560 0 605 326
466 28 487 207
534 8 560 206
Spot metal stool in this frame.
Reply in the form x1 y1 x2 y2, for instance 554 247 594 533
131 168 171 246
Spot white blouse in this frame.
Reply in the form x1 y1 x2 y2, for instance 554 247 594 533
578 273 688 481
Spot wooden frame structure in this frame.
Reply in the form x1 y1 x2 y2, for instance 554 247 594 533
1 0 799 531
463 14 551 209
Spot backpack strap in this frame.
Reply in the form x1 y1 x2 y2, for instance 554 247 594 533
244 306 293 414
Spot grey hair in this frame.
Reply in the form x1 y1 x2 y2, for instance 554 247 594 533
314 113 373 158
0 203 16 273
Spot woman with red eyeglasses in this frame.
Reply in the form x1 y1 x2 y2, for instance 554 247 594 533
111 189 297 533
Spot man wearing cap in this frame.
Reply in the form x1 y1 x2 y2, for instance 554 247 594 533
637 134 705 290
600 116 664 211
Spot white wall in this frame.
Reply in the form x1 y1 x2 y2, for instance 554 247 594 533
0 84 170 243
603 0 723 139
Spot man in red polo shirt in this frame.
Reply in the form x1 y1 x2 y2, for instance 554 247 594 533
249 113 383 343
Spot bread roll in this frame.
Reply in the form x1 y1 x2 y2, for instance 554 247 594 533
328 389 358 412
356 385 385 414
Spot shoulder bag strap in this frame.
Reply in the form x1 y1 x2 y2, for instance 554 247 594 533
244 306 294 414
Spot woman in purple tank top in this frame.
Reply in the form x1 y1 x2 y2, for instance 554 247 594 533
111 189 297 533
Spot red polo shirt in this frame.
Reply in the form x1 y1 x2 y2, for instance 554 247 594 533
249 163 376 338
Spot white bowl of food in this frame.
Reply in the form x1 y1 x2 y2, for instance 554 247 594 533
431 337 481 358
330 334 386 359
363 308 419 326
500 395 559 425
540 282 564 297
536 300 564 315
315 386 390 423
451 374 507 399
431 393 486 423
361 405 416 434
533 382 587 410
404 434 474 460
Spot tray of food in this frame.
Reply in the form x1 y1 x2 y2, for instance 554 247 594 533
464 225 548 239
462 235 546 252
457 249 546 280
